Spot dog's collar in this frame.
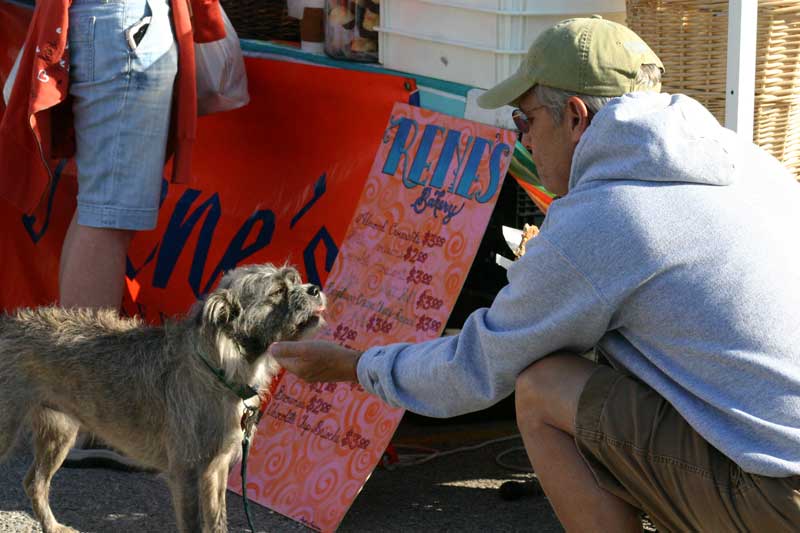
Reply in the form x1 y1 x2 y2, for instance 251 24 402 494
193 343 259 401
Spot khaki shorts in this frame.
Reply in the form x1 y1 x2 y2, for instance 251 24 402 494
575 365 800 533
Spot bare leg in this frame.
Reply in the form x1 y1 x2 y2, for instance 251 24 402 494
515 353 642 533
59 212 134 309
59 213 136 466
59 217 154 468
24 408 80 533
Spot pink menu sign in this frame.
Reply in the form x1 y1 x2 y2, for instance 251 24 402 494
229 103 517 531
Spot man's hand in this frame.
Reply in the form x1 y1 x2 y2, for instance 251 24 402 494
268 340 362 383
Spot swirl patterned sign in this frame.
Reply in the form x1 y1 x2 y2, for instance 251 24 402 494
229 103 517 532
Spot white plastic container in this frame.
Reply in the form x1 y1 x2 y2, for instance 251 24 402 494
377 0 626 88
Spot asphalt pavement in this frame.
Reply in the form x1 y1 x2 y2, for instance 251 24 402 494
0 419 564 533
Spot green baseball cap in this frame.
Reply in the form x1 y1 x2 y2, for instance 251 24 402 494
478 16 664 109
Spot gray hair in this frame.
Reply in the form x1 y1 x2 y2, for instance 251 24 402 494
533 64 662 123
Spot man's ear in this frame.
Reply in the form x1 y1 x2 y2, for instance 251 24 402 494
565 96 591 143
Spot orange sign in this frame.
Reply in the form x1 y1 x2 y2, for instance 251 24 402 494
230 103 516 531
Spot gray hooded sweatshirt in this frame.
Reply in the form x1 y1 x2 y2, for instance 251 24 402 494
356 92 800 477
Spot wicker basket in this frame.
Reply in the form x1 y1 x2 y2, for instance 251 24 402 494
627 0 800 179
220 0 300 42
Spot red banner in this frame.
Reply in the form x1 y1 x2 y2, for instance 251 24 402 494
0 1 416 318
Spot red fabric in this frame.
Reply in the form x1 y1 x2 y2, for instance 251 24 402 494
0 47 418 315
191 0 225 43
0 0 226 213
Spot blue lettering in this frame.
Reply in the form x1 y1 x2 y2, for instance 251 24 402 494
22 159 68 244
381 116 418 184
201 209 275 295
475 142 510 203
410 187 465 225
152 190 221 295
303 226 338 287
405 125 444 188
290 172 326 228
454 137 492 200
430 130 468 190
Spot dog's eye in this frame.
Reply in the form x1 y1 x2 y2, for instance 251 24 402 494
267 283 288 298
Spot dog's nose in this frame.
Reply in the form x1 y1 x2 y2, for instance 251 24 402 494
306 285 320 297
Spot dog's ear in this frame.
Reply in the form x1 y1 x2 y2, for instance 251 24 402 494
202 289 241 328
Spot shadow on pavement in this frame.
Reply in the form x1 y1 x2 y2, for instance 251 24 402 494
0 420 562 532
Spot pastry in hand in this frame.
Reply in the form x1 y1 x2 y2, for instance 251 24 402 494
513 223 540 258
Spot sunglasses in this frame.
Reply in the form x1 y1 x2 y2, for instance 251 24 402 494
512 106 545 135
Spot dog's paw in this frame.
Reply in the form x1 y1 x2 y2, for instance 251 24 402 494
50 525 79 533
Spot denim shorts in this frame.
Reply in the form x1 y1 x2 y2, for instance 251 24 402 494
68 0 177 230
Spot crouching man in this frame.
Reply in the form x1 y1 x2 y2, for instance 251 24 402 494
272 17 800 532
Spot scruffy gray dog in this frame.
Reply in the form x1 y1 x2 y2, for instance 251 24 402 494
0 263 326 533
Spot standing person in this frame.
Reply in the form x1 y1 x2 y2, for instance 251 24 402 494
59 0 180 313
0 0 227 468
270 17 800 532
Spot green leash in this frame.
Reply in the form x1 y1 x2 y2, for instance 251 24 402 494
193 342 261 533
194 343 259 401
240 404 262 533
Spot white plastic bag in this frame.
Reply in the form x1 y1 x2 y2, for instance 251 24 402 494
2 45 24 106
195 6 249 116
